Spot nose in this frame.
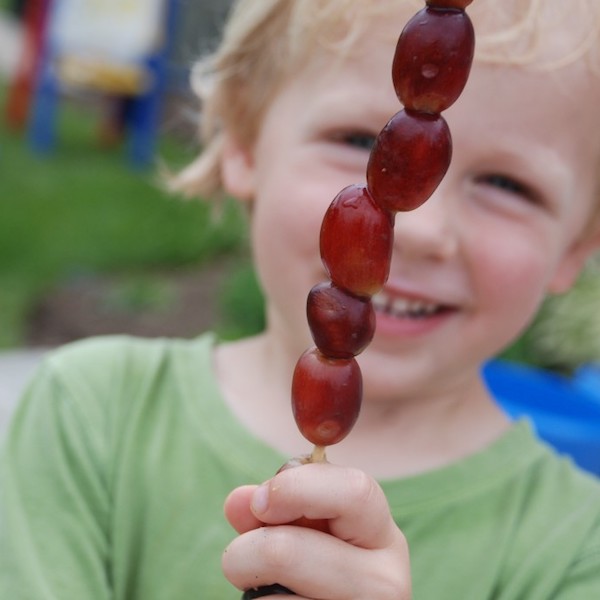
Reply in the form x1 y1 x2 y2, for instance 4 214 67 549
392 186 457 261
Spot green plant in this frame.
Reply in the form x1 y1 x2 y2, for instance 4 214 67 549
216 262 265 340
0 87 248 346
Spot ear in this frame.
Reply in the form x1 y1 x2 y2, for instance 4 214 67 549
220 134 256 202
548 229 600 294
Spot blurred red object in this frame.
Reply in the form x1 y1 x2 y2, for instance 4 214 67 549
4 0 50 129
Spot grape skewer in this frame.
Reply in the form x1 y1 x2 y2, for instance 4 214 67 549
243 2 475 597
293 0 475 464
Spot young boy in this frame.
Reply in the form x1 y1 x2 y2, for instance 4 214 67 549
2 0 600 598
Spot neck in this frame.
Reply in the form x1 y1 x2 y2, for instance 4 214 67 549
327 375 510 478
214 334 510 480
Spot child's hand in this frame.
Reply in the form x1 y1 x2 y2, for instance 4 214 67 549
222 462 411 599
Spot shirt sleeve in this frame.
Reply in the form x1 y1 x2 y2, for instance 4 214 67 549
0 355 112 599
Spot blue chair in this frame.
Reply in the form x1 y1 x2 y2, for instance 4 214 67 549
484 360 600 477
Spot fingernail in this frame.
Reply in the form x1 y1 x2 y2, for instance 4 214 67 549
252 482 270 515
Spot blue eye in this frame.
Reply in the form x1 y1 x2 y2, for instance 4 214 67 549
479 174 530 197
341 132 376 151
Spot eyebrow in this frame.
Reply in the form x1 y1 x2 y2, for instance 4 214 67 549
303 87 394 130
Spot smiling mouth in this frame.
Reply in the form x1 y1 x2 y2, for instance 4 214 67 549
372 291 448 319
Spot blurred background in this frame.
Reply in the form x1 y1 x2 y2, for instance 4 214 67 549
1 0 265 354
1 0 600 474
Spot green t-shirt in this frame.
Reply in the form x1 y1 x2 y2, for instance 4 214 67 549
1 334 599 599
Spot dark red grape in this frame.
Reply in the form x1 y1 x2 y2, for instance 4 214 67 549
393 8 474 113
366 109 451 212
426 0 473 9
307 282 375 358
320 184 394 297
292 348 362 447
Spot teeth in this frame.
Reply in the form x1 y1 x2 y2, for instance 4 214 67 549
392 297 410 313
371 294 388 312
409 300 438 315
373 292 440 317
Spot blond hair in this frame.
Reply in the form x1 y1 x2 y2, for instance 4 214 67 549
171 0 600 200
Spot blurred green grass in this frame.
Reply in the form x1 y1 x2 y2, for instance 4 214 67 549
0 84 263 346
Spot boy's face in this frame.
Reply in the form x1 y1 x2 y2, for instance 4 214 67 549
221 12 600 401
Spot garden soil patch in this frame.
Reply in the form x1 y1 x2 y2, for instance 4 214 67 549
26 259 237 347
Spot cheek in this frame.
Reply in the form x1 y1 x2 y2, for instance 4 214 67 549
249 177 333 308
470 233 555 329
252 186 323 263
252 165 345 259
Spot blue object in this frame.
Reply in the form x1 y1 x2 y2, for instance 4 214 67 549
27 0 180 168
125 0 180 168
483 360 600 477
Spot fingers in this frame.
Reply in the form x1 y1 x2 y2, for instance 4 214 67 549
223 464 411 599
224 485 263 534
249 462 399 550
222 523 410 599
